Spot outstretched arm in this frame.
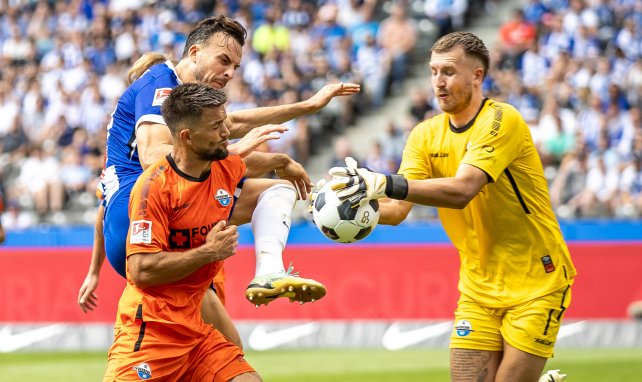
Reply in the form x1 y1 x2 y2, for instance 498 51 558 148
330 158 488 209
227 124 288 157
227 82 360 139
243 152 312 199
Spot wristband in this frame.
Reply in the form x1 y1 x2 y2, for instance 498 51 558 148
385 174 408 200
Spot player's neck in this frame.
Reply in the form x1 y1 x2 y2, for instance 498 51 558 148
170 150 211 180
448 93 485 128
174 59 193 83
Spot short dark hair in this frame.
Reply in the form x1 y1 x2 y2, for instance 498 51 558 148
161 83 227 135
431 32 490 78
182 15 247 58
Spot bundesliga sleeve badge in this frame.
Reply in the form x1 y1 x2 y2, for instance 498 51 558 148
152 88 172 106
130 220 152 244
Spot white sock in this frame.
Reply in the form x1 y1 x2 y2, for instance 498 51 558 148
251 183 296 277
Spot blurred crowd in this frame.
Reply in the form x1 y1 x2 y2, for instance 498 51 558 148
2 0 640 228
0 0 430 228
334 0 642 219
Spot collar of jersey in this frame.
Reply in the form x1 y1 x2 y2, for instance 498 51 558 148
448 97 489 134
166 154 210 182
165 60 183 84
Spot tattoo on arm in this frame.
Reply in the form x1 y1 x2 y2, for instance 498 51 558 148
451 349 492 382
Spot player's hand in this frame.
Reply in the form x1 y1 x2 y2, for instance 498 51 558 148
228 124 287 158
78 273 100 313
275 158 313 200
306 82 361 112
308 178 327 215
203 221 239 262
327 157 388 208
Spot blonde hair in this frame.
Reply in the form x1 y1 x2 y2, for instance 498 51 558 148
431 32 490 78
127 52 169 84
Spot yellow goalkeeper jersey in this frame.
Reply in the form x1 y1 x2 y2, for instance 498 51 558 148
399 99 576 307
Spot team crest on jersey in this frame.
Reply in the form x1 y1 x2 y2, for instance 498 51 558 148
541 255 555 273
130 220 152 244
132 362 152 379
455 320 474 337
214 189 232 207
152 88 172 106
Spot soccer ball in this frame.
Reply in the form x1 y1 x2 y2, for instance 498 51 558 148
311 181 379 243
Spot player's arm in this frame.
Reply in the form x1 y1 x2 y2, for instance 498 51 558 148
136 122 173 170
243 151 312 199
227 123 288 158
227 82 360 139
330 158 488 209
377 198 414 225
403 165 488 208
0 221 4 244
78 204 106 312
128 221 238 289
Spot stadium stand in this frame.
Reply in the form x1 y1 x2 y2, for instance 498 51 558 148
0 0 640 229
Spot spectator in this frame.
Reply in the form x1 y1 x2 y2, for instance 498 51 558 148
364 140 395 174
14 144 64 219
408 87 435 122
355 33 389 107
423 0 468 37
378 2 418 89
60 148 93 199
550 143 589 214
498 9 537 70
252 6 290 55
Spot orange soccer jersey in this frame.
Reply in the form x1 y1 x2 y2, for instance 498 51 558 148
106 153 249 381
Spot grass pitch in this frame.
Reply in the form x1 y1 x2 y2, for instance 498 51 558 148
0 348 641 381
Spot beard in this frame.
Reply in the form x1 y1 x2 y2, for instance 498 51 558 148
197 147 229 161
437 80 473 114
193 63 224 89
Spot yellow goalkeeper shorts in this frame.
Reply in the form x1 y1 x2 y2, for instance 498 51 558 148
449 285 572 358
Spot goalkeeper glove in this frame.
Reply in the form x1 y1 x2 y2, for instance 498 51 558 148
308 178 327 215
538 370 567 382
327 157 408 208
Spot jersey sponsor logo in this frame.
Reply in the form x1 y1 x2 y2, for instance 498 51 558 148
534 337 554 346
382 321 452 350
541 255 555 273
172 202 192 212
152 88 172 106
482 145 495 153
248 323 319 351
455 320 474 337
130 220 152 244
132 362 152 379
169 222 221 248
214 189 232 207
429 152 449 158
169 228 191 249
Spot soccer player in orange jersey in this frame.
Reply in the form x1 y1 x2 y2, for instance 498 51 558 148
104 83 261 381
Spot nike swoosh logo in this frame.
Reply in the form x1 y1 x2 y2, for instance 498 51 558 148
557 321 587 340
0 324 66 352
248 323 318 351
382 321 453 351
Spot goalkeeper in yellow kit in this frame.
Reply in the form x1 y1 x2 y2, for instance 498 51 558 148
328 32 575 382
